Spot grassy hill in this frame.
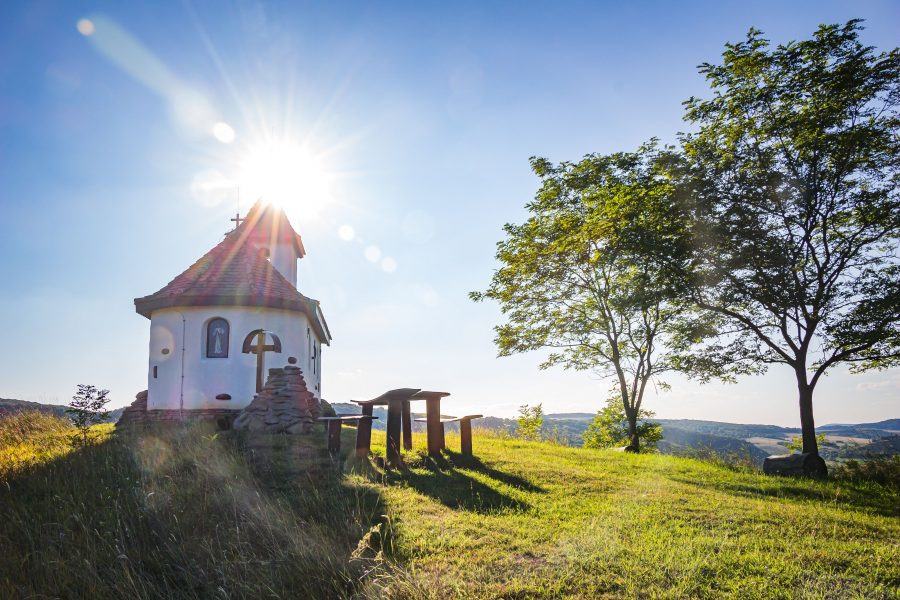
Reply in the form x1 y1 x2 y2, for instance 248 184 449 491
0 397 124 423
1 412 897 599
331 403 897 462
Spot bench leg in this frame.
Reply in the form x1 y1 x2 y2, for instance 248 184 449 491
426 397 442 457
460 418 473 455
356 405 373 458
327 420 342 455
402 400 413 451
386 399 404 468
439 422 446 451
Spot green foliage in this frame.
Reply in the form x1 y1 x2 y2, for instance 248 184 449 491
784 432 828 453
473 143 690 453
516 403 544 441
583 396 661 451
65 384 110 446
832 456 900 487
542 423 571 446
674 21 900 455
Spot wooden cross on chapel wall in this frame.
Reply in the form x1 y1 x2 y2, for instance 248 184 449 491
242 329 282 392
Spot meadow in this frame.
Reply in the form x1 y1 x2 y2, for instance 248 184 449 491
1 412 897 599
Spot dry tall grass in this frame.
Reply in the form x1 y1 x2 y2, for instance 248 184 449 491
0 417 390 599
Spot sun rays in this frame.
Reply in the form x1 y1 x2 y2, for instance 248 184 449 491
237 140 335 221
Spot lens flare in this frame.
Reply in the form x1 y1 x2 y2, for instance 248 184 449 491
76 18 95 36
238 141 333 219
337 225 355 241
364 245 381 262
212 122 235 144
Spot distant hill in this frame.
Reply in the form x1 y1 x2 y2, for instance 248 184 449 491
544 412 595 421
833 435 900 459
0 398 68 418
0 398 123 423
657 426 770 462
330 402 896 462
821 419 900 430
7 398 895 461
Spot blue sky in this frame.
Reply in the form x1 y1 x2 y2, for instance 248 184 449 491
1 1 898 425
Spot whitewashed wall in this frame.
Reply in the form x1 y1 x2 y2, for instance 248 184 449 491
146 306 324 411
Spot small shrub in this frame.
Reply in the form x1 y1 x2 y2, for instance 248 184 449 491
543 424 570 446
66 384 110 446
516 404 543 442
582 396 661 452
831 456 900 487
782 432 828 453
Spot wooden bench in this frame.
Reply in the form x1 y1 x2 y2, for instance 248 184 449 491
317 415 378 455
414 414 483 456
352 389 453 467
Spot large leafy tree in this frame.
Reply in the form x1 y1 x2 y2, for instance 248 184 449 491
472 144 689 451
676 21 900 457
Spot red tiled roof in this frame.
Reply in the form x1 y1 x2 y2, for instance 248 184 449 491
134 201 329 342
239 200 306 257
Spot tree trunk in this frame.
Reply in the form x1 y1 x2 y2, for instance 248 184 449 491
624 410 640 453
796 379 819 456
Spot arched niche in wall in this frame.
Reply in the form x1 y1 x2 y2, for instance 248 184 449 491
206 317 230 358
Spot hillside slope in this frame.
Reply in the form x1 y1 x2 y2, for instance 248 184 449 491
1 414 897 599
0 398 124 422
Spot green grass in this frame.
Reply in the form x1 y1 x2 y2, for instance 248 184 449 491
1 414 897 599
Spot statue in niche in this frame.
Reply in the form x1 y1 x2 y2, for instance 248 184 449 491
207 318 229 358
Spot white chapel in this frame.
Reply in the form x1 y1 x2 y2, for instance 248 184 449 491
126 200 331 421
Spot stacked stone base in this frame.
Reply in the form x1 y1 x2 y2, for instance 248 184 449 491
232 365 321 434
116 390 149 426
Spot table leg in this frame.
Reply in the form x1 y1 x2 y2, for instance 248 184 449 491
460 417 473 455
426 397 442 457
402 400 413 451
386 399 403 468
356 404 373 458
327 420 342 455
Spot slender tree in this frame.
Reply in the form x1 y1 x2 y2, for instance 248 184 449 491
582 395 662 451
66 384 111 446
472 144 689 451
676 21 900 460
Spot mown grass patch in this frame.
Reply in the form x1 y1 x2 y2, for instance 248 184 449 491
1 416 897 599
366 430 899 599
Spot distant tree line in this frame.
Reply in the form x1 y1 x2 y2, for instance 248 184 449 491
473 21 900 471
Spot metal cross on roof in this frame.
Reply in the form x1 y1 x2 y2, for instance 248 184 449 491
230 212 245 230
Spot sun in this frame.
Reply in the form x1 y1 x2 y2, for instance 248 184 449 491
238 141 333 220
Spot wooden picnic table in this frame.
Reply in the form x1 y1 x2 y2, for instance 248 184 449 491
353 388 451 467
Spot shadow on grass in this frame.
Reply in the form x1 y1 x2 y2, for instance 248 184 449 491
670 475 899 518
379 449 543 513
0 422 391 599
